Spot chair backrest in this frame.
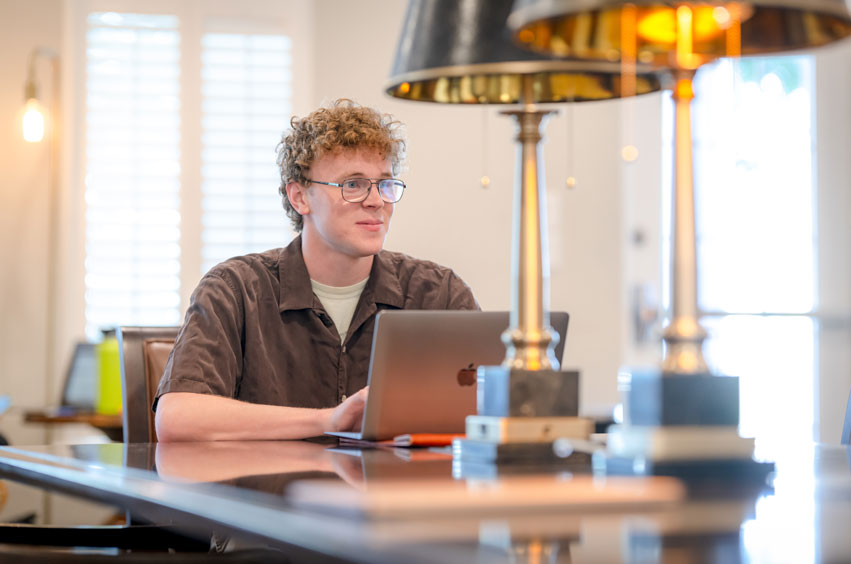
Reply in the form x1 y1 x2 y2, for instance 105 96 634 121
842 386 851 445
117 327 180 443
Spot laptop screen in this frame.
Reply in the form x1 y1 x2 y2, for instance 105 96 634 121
62 343 98 410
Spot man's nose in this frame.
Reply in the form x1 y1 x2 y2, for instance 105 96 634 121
362 183 385 208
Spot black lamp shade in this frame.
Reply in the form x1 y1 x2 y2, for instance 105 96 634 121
386 0 663 103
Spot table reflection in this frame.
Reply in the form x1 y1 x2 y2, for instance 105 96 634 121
154 441 454 494
155 440 335 482
1 442 849 563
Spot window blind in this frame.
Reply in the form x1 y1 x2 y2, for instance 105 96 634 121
84 12 182 340
200 33 296 275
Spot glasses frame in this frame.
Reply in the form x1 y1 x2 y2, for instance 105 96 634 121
306 177 406 204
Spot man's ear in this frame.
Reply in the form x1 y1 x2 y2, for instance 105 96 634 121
286 181 310 215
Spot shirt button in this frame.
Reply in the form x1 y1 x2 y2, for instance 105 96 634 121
341 394 348 402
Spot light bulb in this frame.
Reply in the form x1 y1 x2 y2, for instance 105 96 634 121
22 98 45 143
621 145 639 162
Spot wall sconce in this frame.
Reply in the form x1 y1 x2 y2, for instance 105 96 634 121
21 46 62 410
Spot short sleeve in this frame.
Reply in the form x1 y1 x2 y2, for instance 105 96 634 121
153 271 244 410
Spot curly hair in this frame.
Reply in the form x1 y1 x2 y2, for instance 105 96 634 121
276 99 407 232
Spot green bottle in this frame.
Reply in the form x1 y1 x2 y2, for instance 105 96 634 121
96 329 122 415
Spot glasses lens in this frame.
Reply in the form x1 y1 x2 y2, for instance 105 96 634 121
378 179 405 203
341 178 371 201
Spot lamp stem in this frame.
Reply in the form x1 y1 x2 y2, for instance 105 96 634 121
662 68 708 374
500 75 558 371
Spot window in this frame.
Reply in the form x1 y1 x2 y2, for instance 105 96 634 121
81 8 298 340
84 13 182 340
200 33 296 274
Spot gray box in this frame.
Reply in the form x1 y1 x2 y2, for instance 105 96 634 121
477 366 579 417
623 369 739 426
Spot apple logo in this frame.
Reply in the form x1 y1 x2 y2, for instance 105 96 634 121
456 363 477 386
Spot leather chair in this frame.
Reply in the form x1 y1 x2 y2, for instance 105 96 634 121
117 326 180 443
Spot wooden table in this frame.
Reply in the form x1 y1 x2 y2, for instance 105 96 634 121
23 410 123 442
0 440 849 562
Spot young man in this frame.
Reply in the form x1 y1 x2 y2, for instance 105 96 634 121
154 100 479 442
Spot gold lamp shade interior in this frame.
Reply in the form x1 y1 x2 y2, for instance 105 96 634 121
509 0 851 69
388 62 662 103
386 0 664 103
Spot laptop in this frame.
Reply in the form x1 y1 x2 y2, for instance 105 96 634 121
327 310 569 442
59 343 98 413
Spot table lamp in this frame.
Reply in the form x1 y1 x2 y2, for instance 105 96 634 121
508 0 851 477
386 0 663 466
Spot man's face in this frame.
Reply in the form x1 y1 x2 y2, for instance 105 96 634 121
298 149 395 260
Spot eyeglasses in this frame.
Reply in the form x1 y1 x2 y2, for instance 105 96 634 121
307 177 406 204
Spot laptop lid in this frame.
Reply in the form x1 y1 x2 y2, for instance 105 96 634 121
330 310 568 441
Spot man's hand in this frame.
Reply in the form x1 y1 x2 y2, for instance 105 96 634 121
326 387 368 433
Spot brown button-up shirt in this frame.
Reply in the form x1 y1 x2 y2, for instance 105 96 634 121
154 236 479 410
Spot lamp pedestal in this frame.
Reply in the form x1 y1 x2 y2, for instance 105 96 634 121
453 366 591 472
453 81 590 476
597 68 771 487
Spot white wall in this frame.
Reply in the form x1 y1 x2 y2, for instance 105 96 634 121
0 0 62 445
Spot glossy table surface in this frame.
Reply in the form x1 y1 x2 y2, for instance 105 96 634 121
0 440 849 563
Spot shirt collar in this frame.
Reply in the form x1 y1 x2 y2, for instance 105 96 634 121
278 236 405 311
278 236 315 312
365 250 404 308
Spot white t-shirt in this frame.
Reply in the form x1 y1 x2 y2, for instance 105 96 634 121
310 277 369 343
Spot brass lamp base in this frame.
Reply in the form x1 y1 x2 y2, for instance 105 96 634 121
453 366 591 475
596 367 774 489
